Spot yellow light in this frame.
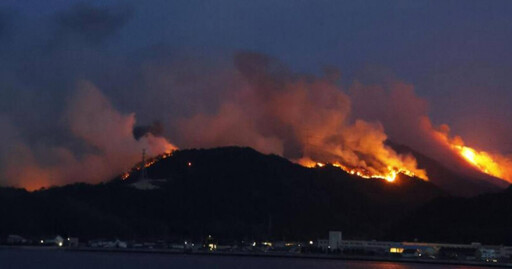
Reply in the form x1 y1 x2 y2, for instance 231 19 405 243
384 170 397 182
461 147 477 165
58 242 63 247
390 247 404 253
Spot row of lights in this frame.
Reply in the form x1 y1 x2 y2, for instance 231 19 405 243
40 237 72 247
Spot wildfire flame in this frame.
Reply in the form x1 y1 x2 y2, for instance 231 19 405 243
451 143 511 182
431 126 512 183
120 125 512 186
119 151 175 180
297 158 422 183
297 121 512 184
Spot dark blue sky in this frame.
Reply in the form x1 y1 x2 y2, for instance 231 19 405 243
1 0 512 152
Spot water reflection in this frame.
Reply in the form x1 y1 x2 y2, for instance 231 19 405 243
0 248 491 269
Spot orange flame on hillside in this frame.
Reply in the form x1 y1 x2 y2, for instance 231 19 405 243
431 125 512 183
120 150 175 180
297 157 425 183
450 143 512 182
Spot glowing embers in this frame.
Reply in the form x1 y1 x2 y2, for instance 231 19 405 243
119 150 175 181
330 163 410 183
299 159 420 183
431 126 512 183
121 172 130 180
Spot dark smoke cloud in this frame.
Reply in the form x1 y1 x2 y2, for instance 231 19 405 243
133 121 164 140
54 3 133 45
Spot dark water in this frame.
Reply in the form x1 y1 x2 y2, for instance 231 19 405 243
0 248 489 269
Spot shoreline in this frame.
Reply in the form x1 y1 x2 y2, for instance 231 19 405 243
2 245 512 268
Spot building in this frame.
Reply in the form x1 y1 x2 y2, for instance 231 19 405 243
317 231 343 252
66 237 79 247
498 246 512 259
88 239 127 248
401 248 422 258
41 235 64 247
479 248 499 262
341 240 397 255
6 235 29 245
317 239 329 250
329 231 342 250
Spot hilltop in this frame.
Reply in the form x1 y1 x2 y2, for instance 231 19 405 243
0 146 442 242
2 146 511 244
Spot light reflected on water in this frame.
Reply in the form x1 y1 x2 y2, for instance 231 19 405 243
0 248 491 269
331 260 477 269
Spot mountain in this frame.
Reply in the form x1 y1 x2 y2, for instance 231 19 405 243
2 146 511 245
387 186 512 244
0 146 443 242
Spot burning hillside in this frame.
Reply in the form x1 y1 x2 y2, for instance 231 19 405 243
433 128 512 183
297 159 420 183
120 151 174 181
296 120 512 184
0 82 177 191
175 53 428 184
1 53 511 193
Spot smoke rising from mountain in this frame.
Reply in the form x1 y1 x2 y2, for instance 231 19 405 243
349 80 512 186
177 53 426 180
0 81 176 190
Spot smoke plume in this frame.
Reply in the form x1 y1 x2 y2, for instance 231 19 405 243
349 80 512 186
0 81 176 190
178 53 426 180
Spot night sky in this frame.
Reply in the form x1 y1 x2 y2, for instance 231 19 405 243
1 0 512 187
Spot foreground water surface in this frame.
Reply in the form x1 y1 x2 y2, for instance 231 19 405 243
0 248 493 269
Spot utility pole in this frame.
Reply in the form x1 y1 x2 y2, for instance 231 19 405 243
139 148 148 180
